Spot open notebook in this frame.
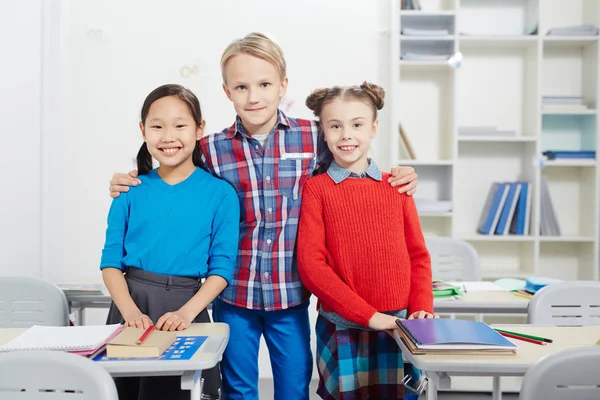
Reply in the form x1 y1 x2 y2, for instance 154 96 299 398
0 324 123 353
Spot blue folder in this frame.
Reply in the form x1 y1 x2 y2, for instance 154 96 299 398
396 319 517 351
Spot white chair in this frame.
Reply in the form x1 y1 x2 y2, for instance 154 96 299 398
519 346 600 400
0 350 118 399
0 277 70 328
425 236 481 281
528 281 600 326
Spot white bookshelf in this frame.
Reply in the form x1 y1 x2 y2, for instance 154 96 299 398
389 0 600 281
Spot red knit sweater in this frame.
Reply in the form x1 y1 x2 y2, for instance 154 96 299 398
297 172 433 328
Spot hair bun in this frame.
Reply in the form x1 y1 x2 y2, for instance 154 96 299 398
305 88 330 116
360 82 385 110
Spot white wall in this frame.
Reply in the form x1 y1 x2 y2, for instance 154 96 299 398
0 1 42 278
0 0 392 379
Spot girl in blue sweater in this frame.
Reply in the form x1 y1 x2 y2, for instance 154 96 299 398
100 84 239 400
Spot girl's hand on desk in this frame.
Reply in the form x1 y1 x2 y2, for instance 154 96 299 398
124 311 153 329
155 310 193 331
368 312 400 331
408 310 438 319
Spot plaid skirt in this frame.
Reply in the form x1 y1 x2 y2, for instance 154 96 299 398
315 314 405 400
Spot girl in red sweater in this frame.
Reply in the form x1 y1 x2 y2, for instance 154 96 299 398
297 82 435 399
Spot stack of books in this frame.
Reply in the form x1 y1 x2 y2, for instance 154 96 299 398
547 24 599 36
477 181 531 236
432 280 462 300
542 95 590 113
540 177 560 236
395 319 518 355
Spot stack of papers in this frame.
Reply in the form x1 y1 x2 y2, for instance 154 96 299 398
458 126 516 138
547 25 599 36
402 27 450 36
401 52 450 61
542 95 590 112
396 319 518 355
0 324 123 357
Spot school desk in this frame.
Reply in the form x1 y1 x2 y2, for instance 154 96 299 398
0 322 229 400
66 292 112 325
434 291 530 315
393 324 600 400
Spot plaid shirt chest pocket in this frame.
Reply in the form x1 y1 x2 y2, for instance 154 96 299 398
277 154 315 200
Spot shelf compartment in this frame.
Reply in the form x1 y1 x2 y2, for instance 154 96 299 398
457 45 538 138
400 0 455 12
401 13 455 36
541 115 596 152
468 241 536 278
542 41 598 110
539 242 596 280
410 164 454 203
455 142 537 238
539 0 600 38
541 167 596 237
397 67 455 160
459 0 539 36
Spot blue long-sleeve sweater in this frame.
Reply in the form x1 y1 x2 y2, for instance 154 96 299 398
100 167 240 283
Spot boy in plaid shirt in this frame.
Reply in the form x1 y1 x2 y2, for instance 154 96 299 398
109 32 418 400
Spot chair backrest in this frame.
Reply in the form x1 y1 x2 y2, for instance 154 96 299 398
425 236 481 281
0 277 69 328
0 350 118 400
519 346 600 400
527 281 600 326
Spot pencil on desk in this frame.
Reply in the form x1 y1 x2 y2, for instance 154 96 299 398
494 328 553 343
513 292 532 299
499 331 546 346
136 325 154 344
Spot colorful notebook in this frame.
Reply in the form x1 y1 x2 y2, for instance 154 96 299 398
396 319 517 354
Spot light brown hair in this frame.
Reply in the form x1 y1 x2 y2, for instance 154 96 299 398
305 81 385 120
220 32 287 84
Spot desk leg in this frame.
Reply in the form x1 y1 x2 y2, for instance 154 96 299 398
426 378 438 400
492 376 502 400
75 308 85 326
181 370 203 400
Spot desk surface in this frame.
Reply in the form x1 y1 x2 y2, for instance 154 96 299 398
434 291 529 314
0 323 229 376
394 324 600 375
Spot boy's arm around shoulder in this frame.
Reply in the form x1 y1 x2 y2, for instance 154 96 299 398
297 178 378 327
402 194 434 315
206 181 240 284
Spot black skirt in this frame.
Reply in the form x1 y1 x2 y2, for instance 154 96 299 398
106 267 221 400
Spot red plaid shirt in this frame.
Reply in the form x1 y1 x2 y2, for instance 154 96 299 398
199 110 329 311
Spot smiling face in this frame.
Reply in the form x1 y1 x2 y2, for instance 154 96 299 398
139 95 203 175
222 53 288 135
320 97 378 173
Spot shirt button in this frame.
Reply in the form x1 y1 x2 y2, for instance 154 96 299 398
255 145 259 150
266 239 272 245
264 272 270 279
266 176 271 182
268 208 272 213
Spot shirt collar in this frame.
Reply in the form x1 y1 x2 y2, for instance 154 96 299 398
225 109 291 139
327 159 382 184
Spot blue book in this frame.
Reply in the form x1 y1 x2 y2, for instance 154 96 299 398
524 276 562 294
495 182 521 235
543 150 596 159
396 319 517 353
477 183 510 235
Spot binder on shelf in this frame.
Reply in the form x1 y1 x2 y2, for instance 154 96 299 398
540 176 561 236
477 182 509 235
542 150 596 160
398 123 416 160
494 182 521 235
509 182 531 236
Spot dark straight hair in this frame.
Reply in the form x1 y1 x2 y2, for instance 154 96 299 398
136 84 205 175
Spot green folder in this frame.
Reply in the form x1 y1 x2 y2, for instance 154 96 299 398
432 280 463 299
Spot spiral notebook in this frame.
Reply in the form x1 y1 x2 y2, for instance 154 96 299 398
0 324 123 352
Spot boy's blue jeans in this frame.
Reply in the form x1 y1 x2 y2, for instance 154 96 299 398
212 298 313 400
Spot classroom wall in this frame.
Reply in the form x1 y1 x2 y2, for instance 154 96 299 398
0 1 43 278
1 0 393 379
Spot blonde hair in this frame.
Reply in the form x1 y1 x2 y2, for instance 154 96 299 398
306 82 385 120
220 32 287 84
